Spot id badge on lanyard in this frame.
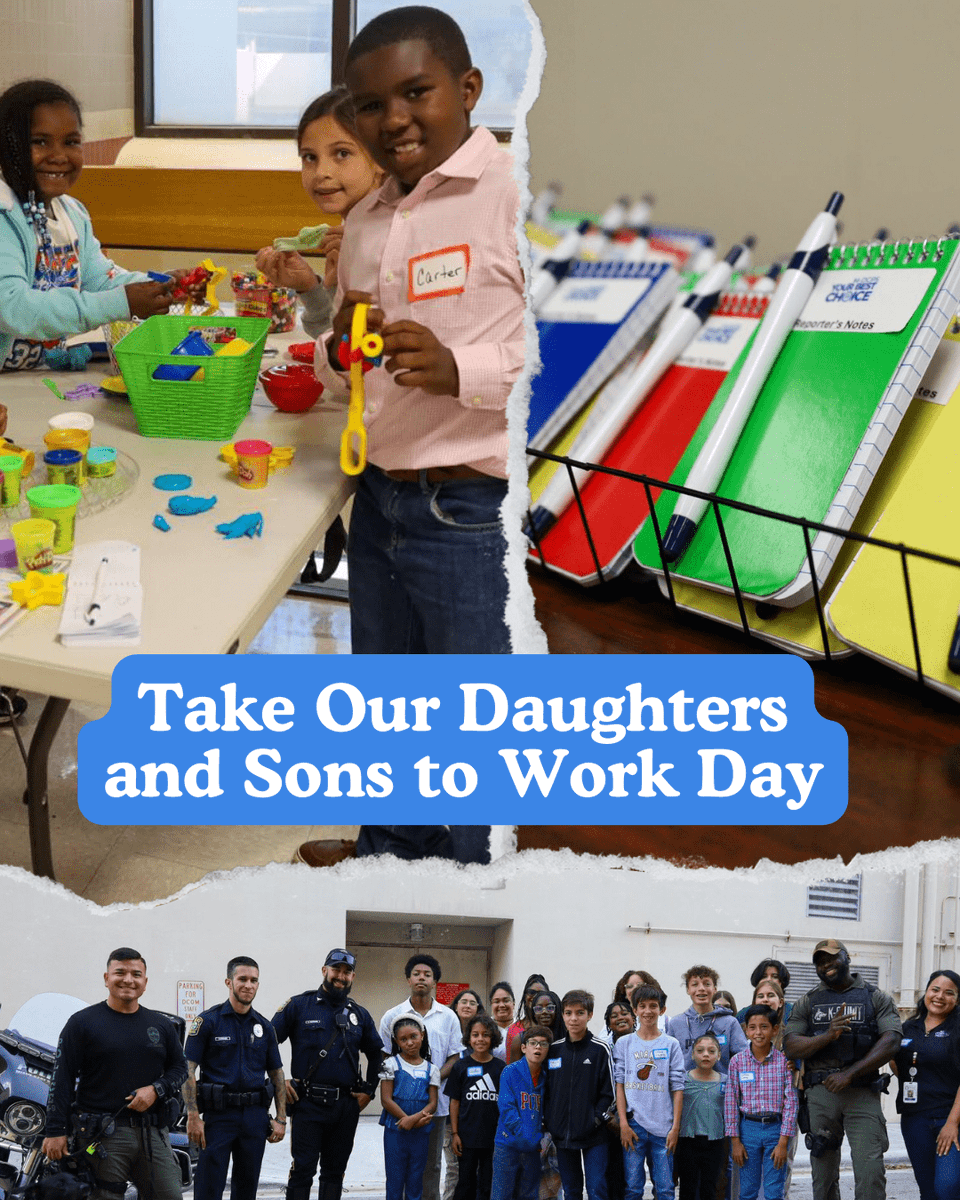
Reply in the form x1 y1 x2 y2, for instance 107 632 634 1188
903 1052 919 1104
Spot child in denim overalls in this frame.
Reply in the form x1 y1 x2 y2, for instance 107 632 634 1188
380 1015 441 1200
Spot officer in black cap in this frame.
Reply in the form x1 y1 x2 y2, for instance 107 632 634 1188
183 955 287 1200
784 938 902 1200
273 948 383 1200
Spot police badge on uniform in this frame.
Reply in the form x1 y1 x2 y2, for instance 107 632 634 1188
254 1023 263 1038
350 1013 358 1025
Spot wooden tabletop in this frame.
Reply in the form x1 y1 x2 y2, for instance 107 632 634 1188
522 565 960 867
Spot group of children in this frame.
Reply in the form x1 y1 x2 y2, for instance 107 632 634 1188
0 5 525 655
378 962 800 1200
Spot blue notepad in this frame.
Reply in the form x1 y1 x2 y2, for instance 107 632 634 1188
529 259 677 442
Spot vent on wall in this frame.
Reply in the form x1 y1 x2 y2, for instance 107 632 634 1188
806 876 862 921
784 962 880 1002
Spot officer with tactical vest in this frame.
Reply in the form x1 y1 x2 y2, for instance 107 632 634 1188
272 948 383 1200
783 939 902 1200
183 956 287 1200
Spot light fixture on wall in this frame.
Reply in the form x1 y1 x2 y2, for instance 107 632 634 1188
409 922 425 942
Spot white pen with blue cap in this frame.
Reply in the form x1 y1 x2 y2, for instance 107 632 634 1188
529 218 593 311
526 243 749 540
530 181 562 227
661 192 844 563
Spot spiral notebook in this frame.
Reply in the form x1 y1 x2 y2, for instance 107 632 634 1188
528 259 678 442
527 289 771 586
633 236 960 606
826 321 960 694
661 314 960 657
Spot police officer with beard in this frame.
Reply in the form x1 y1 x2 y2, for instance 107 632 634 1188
784 939 902 1200
273 949 383 1200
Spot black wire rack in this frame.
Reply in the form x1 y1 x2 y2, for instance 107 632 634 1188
525 445 960 688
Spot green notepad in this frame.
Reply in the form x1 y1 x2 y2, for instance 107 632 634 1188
633 238 960 606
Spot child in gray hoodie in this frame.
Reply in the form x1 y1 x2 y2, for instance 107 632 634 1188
666 966 747 1073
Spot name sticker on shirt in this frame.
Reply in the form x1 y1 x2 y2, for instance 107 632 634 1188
415 1070 428 1079
653 1049 669 1059
739 1071 756 1082
548 1057 562 1069
408 245 470 302
717 1035 727 1044
467 1065 483 1077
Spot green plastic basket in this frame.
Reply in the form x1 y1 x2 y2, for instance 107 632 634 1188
112 314 272 440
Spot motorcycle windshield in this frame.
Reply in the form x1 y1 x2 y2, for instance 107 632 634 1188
7 993 87 1052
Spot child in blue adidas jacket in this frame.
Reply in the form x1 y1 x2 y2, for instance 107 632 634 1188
491 1025 552 1200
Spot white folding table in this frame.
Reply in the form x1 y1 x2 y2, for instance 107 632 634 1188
0 346 351 879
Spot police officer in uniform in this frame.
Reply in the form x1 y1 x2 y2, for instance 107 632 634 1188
783 939 902 1200
183 956 287 1200
273 948 383 1200
41 947 187 1200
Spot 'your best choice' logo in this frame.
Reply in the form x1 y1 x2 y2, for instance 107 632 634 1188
699 323 740 344
825 276 880 303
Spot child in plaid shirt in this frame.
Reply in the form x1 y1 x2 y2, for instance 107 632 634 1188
723 1006 798 1200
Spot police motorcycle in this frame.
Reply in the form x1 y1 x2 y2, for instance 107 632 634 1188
0 994 194 1199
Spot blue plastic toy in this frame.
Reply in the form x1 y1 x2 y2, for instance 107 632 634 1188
153 514 171 532
153 330 214 381
153 473 193 491
215 513 264 540
169 495 217 515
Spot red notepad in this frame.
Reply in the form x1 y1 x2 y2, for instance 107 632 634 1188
529 291 770 586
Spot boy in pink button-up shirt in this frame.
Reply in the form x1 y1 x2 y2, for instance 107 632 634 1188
327 5 527 653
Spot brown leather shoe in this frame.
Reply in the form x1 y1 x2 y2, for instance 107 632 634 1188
294 839 357 867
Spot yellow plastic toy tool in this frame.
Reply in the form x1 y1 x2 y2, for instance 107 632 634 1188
183 258 227 315
339 302 384 476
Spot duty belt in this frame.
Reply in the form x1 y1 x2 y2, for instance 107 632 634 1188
301 1083 345 1103
114 1112 164 1127
806 1069 879 1089
225 1090 270 1107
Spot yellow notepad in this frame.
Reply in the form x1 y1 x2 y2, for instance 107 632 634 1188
827 327 960 691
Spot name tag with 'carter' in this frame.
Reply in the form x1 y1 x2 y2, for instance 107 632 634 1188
408 245 470 302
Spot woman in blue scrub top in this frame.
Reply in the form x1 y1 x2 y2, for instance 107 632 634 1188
894 970 960 1200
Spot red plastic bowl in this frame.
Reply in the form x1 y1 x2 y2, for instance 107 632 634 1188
259 364 324 412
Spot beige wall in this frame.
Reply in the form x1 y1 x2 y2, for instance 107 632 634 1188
1 0 134 140
6 1 957 253
527 0 959 257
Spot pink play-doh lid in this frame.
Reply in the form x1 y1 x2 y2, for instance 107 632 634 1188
234 439 272 457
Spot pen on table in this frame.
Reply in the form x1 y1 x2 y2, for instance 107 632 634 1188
84 555 110 625
525 243 749 540
529 219 592 311
948 607 960 674
688 236 717 275
661 191 844 563
626 194 656 232
579 196 631 259
530 181 562 227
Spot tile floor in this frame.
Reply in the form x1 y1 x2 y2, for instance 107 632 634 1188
0 593 355 904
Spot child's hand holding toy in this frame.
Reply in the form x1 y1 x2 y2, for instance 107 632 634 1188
330 290 384 364
319 226 344 289
382 319 459 397
254 247 320 295
125 279 174 319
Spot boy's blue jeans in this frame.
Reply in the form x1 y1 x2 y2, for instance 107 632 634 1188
384 1125 432 1200
556 1142 609 1200
348 467 511 654
737 1118 787 1200
901 1111 960 1200
623 1119 674 1200
490 1144 540 1200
